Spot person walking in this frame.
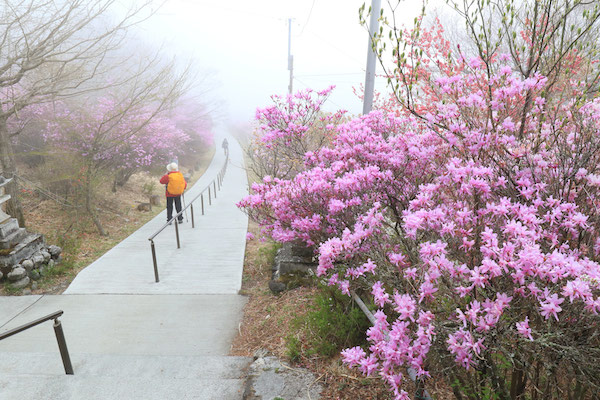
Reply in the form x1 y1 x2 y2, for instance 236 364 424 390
159 162 187 224
221 138 229 155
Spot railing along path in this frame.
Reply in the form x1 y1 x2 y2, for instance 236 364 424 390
0 310 73 375
351 291 433 400
148 150 230 282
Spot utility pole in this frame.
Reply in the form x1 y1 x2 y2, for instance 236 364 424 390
362 0 381 114
288 18 294 95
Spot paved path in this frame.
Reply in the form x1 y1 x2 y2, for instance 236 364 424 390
0 131 251 399
65 131 248 294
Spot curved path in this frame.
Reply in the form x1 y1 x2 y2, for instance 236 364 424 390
0 130 252 399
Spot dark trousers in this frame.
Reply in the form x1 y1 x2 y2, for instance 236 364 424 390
166 196 183 222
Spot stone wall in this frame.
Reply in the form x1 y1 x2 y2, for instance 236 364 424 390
0 245 62 289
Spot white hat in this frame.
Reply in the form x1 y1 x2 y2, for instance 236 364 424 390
167 162 178 172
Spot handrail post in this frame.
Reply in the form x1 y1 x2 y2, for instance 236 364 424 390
150 240 159 282
53 319 74 375
201 193 204 215
217 173 221 190
174 219 180 249
190 204 195 228
208 186 212 205
213 180 217 196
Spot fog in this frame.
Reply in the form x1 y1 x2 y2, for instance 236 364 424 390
133 0 425 125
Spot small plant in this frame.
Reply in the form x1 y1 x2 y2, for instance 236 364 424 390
285 335 302 362
257 242 281 271
142 181 156 196
286 286 371 360
2 282 21 295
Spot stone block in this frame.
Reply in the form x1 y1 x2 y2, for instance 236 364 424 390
7 266 26 281
32 253 45 265
0 218 19 238
21 259 34 272
268 280 286 294
274 243 315 275
41 250 51 262
48 245 62 258
0 233 45 269
11 276 30 289
0 227 26 249
276 260 314 276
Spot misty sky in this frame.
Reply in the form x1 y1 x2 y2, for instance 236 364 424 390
134 0 424 125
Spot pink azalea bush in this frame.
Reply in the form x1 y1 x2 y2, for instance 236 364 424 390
240 55 600 399
241 110 445 247
246 86 346 180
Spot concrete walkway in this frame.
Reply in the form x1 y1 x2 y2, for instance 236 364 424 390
0 131 251 399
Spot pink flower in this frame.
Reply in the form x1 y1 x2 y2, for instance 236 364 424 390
362 259 377 274
341 346 366 367
359 355 379 376
516 317 533 340
393 293 417 320
539 293 564 321
418 281 438 302
372 281 390 307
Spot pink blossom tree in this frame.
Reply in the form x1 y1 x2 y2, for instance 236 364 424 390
168 96 214 170
0 0 163 225
44 95 190 235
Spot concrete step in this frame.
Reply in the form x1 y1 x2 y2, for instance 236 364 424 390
0 352 251 378
0 353 252 400
0 375 247 400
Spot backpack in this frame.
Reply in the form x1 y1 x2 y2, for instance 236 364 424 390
167 172 185 195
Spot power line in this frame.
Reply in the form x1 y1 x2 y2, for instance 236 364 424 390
296 72 364 78
299 0 317 36
305 29 365 68
293 77 347 111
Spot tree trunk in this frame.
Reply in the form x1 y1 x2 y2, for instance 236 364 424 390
0 116 25 227
112 168 135 192
84 170 107 236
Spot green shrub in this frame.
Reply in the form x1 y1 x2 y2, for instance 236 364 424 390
286 286 371 360
257 241 281 270
285 335 302 362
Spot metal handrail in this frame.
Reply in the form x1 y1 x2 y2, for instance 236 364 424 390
148 149 230 282
351 291 432 400
0 310 74 375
